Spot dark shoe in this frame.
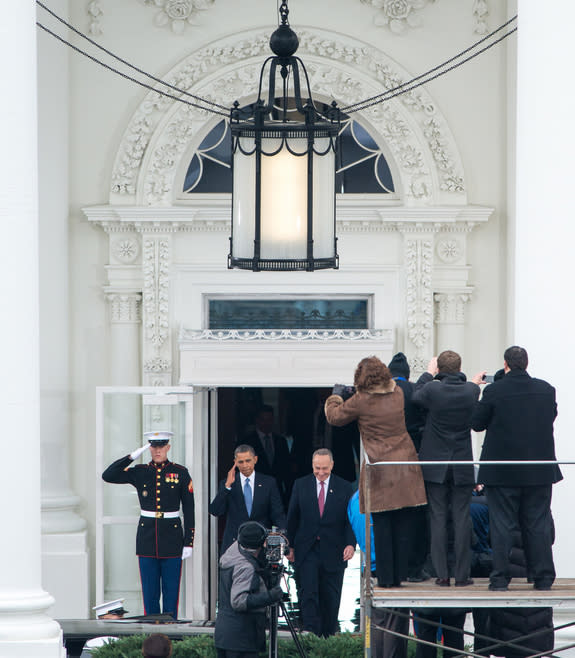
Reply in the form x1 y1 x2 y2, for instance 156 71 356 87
488 583 508 591
454 578 474 587
534 583 552 591
435 578 450 587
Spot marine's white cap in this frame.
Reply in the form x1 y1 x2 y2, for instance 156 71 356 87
144 430 174 446
92 598 128 617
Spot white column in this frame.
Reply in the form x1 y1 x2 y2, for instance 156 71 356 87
514 0 575 577
107 292 142 384
37 0 89 620
0 1 64 655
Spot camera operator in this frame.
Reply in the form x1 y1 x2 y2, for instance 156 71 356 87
214 521 284 658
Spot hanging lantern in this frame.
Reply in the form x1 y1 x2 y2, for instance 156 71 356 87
228 0 340 272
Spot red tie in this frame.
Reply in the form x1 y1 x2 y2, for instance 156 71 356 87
318 480 325 517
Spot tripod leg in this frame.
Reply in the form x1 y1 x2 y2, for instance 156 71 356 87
279 599 308 658
268 603 279 658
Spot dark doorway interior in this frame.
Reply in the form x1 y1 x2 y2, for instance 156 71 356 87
214 387 360 547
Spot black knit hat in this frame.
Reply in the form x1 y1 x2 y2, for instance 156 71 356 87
388 352 410 379
238 522 267 549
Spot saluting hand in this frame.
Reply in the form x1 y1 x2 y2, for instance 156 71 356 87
225 461 237 489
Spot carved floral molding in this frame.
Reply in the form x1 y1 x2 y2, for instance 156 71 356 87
361 0 436 34
405 237 433 354
142 237 172 384
179 329 394 343
473 0 489 35
110 28 466 206
142 0 215 35
87 0 103 36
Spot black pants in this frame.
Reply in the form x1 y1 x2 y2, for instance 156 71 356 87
217 651 258 658
372 507 414 586
372 607 409 658
486 485 555 588
296 544 345 637
414 610 467 658
425 480 472 582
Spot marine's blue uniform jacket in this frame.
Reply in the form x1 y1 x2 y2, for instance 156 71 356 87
103 455 195 557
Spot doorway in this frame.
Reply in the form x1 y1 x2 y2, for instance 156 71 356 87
213 387 360 549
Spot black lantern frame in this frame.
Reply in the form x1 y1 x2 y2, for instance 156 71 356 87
228 1 341 272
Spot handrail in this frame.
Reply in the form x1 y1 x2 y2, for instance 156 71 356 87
366 459 572 465
361 457 570 657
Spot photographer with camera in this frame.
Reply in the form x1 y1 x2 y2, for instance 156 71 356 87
214 521 284 658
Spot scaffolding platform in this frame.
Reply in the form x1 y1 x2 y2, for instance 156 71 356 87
370 578 575 609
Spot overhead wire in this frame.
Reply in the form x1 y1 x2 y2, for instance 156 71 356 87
342 14 517 114
36 0 228 116
36 1 517 118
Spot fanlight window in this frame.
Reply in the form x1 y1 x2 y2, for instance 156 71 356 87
182 113 395 195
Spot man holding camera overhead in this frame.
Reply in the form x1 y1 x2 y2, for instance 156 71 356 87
214 521 284 658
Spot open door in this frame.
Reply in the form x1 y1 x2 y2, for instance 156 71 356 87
95 385 216 620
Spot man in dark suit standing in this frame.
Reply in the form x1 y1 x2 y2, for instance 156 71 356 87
286 448 356 637
210 444 286 554
472 345 562 592
239 405 292 504
412 351 481 587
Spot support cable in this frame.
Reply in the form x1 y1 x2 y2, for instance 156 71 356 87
36 2 515 118
36 21 228 117
342 14 516 113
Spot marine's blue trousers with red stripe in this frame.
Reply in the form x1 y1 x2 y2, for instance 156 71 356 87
138 556 182 618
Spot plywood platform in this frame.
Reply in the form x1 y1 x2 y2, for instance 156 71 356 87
371 578 575 608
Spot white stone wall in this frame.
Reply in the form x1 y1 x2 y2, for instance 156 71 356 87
53 0 518 614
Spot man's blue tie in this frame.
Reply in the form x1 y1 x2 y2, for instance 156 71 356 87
244 478 253 516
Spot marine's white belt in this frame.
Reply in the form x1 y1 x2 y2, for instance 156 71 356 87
140 510 179 519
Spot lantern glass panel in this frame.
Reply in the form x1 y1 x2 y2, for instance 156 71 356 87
231 145 256 260
311 137 335 258
261 137 307 259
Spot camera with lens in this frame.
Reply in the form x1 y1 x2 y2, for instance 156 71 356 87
264 527 289 570
332 383 356 400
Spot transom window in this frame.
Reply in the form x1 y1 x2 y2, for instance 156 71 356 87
183 112 395 195
208 298 369 329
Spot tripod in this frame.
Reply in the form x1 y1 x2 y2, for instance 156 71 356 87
268 597 308 658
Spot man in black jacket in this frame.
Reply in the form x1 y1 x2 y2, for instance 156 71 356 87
214 522 283 658
413 351 481 587
472 345 562 592
210 444 286 554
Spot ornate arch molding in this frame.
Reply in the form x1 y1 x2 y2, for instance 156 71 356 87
110 27 466 207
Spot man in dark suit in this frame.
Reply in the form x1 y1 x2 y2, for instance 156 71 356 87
209 444 286 554
286 448 356 637
239 405 292 504
412 351 481 587
472 345 562 592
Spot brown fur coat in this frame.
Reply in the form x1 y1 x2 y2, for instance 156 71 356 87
325 381 427 514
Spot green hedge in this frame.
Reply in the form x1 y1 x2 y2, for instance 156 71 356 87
89 632 424 657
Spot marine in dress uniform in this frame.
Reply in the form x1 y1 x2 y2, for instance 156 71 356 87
102 431 195 618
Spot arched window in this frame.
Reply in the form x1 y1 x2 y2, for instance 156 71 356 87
182 112 395 195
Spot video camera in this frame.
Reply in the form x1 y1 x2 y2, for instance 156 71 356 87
264 527 289 570
332 383 356 401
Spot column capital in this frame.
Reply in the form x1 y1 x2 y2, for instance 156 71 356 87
105 291 142 323
434 291 473 324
